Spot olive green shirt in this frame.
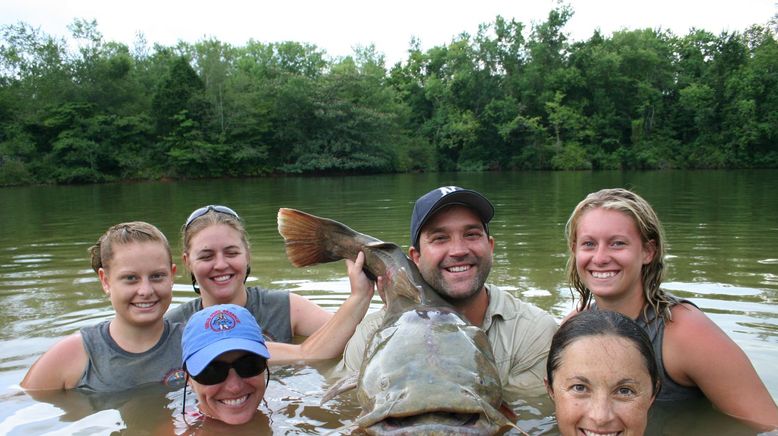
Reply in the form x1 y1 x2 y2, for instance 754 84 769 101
338 284 558 402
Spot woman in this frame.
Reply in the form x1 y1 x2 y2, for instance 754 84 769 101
565 188 778 430
546 310 659 436
181 304 270 426
166 205 373 361
21 222 184 391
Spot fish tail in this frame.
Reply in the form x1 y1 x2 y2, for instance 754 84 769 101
277 208 377 267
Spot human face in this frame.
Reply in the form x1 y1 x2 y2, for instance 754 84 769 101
574 208 655 309
98 241 175 327
189 350 266 425
547 335 655 436
410 206 494 301
184 224 250 306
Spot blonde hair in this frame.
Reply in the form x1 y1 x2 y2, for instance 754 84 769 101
564 188 674 321
89 221 172 273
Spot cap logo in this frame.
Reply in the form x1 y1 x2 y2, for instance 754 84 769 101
205 309 240 332
439 186 459 196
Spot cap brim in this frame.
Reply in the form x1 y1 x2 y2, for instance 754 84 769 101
414 190 494 245
185 337 271 376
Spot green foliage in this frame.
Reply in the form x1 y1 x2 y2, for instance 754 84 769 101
0 9 776 186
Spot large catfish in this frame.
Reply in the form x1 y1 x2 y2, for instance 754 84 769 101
277 208 520 435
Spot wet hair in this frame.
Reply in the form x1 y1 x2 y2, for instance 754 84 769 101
547 310 660 397
564 187 674 322
89 221 172 273
181 208 251 293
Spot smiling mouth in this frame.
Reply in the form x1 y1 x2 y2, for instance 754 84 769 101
220 394 250 407
581 429 622 436
446 265 471 273
591 271 616 279
212 274 233 283
132 301 157 309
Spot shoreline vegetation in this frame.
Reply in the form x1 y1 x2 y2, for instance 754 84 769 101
1 4 777 187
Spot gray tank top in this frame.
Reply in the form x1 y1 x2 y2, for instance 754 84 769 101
592 296 705 402
164 286 293 342
77 319 185 392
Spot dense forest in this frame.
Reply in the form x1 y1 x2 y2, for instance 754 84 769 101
1 5 777 185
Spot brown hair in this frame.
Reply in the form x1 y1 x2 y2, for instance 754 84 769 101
564 188 674 321
89 221 172 273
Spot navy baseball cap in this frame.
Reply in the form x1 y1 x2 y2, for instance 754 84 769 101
182 304 270 376
410 186 495 248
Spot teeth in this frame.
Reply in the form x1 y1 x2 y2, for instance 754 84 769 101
591 271 616 279
213 274 231 282
220 394 249 406
447 265 470 273
582 431 620 436
133 302 155 308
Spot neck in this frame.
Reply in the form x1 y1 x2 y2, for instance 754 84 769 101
108 318 166 353
593 290 646 320
202 286 248 308
450 287 489 326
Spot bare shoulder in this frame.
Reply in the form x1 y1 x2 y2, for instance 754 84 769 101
663 302 740 384
21 333 88 390
665 302 726 341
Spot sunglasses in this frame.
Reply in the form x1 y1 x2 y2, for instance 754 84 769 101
184 205 240 230
190 353 267 386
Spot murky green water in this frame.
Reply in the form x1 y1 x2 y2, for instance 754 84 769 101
1 170 776 434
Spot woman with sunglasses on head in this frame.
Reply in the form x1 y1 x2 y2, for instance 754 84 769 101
564 188 778 431
166 205 373 361
181 304 271 426
21 222 185 391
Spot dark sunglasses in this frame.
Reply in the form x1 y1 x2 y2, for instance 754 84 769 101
190 353 267 386
184 205 240 230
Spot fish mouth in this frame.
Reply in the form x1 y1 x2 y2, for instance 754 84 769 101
366 412 495 435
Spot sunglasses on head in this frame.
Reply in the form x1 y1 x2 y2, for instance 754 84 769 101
184 205 240 230
190 353 267 386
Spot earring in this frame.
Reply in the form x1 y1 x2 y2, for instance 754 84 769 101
244 266 251 284
191 273 200 294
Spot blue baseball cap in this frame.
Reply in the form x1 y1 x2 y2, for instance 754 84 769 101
410 186 494 248
182 304 271 376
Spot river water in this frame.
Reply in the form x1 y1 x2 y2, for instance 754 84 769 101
0 170 776 434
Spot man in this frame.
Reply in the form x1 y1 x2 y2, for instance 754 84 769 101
340 186 558 402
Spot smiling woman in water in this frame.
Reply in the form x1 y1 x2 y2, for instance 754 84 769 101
180 304 270 425
546 310 660 436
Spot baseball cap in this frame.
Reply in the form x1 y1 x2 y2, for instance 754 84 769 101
182 304 271 376
410 186 495 247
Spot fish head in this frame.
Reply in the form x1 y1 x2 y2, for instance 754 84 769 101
355 308 515 435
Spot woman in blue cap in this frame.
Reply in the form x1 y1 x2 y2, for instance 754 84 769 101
182 303 271 425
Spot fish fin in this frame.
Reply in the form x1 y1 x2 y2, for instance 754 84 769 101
277 208 344 267
321 372 359 405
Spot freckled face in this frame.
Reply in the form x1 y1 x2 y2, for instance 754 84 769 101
574 208 654 305
189 350 266 425
184 224 249 306
548 335 655 436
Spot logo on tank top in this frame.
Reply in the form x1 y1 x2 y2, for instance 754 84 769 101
162 367 186 387
205 309 240 332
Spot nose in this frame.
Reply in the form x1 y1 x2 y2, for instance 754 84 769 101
222 368 244 391
213 253 229 269
592 244 610 265
448 236 468 257
137 277 153 296
587 392 616 425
